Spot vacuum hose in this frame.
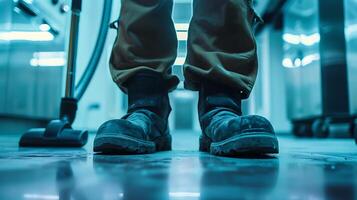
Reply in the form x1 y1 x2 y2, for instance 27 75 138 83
74 0 113 100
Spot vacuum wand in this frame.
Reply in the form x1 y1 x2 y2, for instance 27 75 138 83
19 0 88 147
65 0 82 98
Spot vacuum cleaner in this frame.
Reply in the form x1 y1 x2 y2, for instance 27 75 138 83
19 0 112 147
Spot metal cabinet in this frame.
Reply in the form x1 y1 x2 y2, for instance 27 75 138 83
346 0 357 115
0 0 12 114
0 0 67 120
283 0 322 122
284 0 357 138
345 0 357 143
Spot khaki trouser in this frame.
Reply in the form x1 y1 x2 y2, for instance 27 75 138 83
109 0 260 99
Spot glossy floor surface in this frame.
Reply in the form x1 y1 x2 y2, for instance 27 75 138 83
0 131 357 200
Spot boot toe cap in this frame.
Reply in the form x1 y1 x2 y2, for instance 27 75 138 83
96 119 147 140
240 115 275 134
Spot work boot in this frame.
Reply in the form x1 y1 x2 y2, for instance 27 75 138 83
198 82 279 156
93 71 172 154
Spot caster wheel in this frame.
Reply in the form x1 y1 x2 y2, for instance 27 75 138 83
312 119 329 138
292 122 303 137
353 121 357 144
348 122 355 138
293 121 312 137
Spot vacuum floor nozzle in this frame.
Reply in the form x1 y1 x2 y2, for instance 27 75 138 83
19 120 88 147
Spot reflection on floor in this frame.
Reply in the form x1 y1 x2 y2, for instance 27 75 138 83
0 131 357 200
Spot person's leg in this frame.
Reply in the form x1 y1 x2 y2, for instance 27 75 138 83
94 0 179 154
184 0 258 94
109 0 179 92
184 0 279 156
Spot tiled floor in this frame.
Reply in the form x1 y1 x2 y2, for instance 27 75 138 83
0 131 357 200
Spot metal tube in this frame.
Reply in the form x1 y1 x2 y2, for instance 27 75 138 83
65 0 81 98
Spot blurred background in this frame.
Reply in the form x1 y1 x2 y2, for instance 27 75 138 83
0 0 356 139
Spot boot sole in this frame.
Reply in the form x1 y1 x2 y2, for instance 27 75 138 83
93 134 171 154
199 132 279 156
